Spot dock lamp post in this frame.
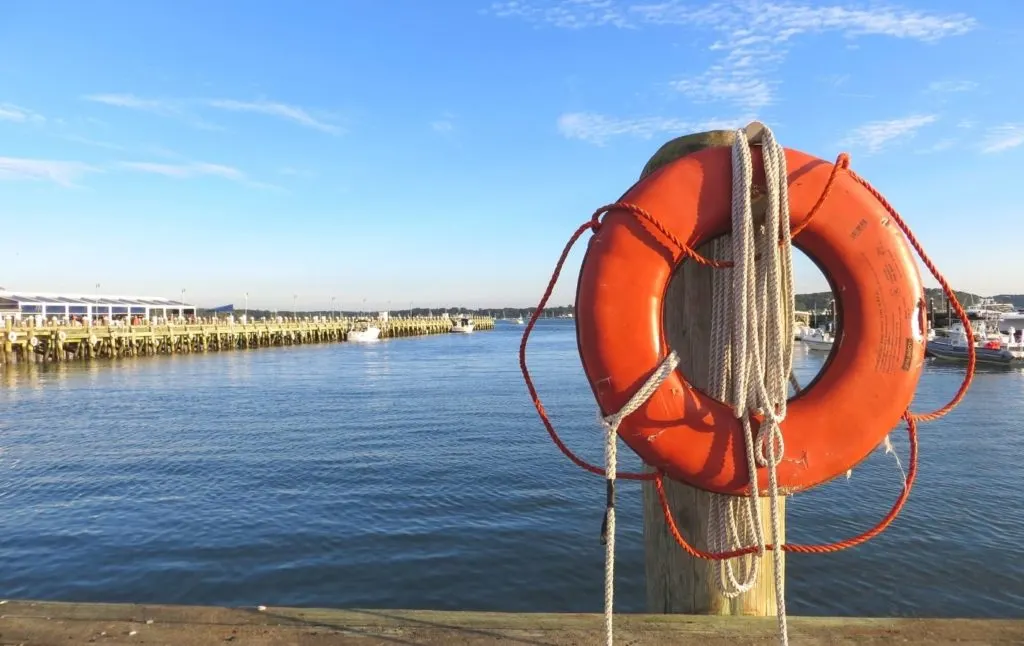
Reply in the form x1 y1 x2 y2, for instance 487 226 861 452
180 288 186 320
293 294 298 320
244 292 249 320
331 296 336 319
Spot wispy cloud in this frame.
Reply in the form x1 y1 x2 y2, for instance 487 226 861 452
204 99 343 135
430 111 457 134
490 2 975 109
840 114 937 153
487 0 631 28
84 93 342 135
0 157 98 187
927 80 978 93
118 161 246 180
84 93 222 131
980 124 1024 154
672 75 773 110
491 0 977 39
819 73 850 88
84 93 179 116
431 119 454 133
915 138 957 154
60 134 128 151
0 103 45 124
557 111 752 145
117 160 283 191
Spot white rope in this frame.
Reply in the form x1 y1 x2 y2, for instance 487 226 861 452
599 349 679 646
598 124 794 646
705 125 793 646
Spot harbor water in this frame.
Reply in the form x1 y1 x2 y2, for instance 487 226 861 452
1 320 1022 617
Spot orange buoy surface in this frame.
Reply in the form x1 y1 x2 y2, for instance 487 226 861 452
575 145 927 496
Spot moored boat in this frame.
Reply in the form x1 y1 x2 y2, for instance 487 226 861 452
800 328 834 352
451 315 475 334
347 319 381 342
926 320 1023 366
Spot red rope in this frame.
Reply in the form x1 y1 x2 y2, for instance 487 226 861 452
518 220 655 480
655 413 918 559
842 168 975 422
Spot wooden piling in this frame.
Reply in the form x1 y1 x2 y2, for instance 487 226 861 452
641 130 786 615
3 317 12 365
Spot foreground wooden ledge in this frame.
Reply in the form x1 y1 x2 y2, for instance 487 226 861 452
1 601 1021 645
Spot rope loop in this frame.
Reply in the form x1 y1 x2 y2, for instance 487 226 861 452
655 412 919 559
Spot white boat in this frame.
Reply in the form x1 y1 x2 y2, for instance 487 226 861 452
794 324 816 341
927 319 1024 366
515 315 524 325
347 320 381 342
958 296 1024 335
451 315 475 334
801 328 834 352
965 297 1016 319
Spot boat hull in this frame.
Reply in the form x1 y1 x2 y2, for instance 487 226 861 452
926 340 1017 366
347 327 381 342
450 325 475 334
803 338 833 352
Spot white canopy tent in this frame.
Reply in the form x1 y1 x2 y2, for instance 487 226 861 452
0 291 197 321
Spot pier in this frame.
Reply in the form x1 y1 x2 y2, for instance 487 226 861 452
1 316 494 364
0 601 1020 644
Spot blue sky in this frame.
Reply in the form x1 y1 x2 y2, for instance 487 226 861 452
1 1 1021 310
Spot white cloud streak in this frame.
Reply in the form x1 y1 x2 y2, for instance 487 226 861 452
980 124 1024 154
204 99 343 135
84 93 222 131
839 114 937 153
117 160 284 191
914 138 956 154
85 93 342 135
60 134 128 151
118 161 246 180
557 111 753 145
0 157 98 187
0 103 45 124
927 80 978 93
84 93 182 118
490 1 975 110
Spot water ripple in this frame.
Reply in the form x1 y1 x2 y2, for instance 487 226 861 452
1 321 1021 616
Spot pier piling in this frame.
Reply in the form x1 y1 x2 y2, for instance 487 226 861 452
642 130 785 616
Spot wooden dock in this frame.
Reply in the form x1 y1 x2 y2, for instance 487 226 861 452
0 601 1020 645
1 316 494 364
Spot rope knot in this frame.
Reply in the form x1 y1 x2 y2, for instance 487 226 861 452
599 411 619 434
756 424 786 468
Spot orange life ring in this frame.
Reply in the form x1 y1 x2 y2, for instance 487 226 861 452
575 145 927 496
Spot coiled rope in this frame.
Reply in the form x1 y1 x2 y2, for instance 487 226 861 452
518 130 976 646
